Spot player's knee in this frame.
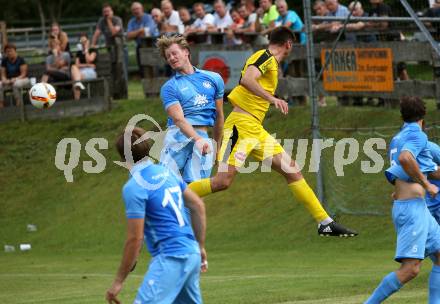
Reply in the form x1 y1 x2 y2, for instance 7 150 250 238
215 175 234 191
400 263 421 281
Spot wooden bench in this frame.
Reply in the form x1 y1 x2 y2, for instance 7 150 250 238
0 53 112 122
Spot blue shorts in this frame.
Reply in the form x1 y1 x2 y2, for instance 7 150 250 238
392 198 440 262
134 253 202 304
160 126 214 183
428 203 440 226
79 67 97 80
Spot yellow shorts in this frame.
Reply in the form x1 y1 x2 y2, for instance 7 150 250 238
217 111 285 167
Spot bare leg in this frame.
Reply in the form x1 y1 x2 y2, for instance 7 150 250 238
71 65 82 100
41 74 49 83
270 152 303 183
210 162 238 192
396 259 421 284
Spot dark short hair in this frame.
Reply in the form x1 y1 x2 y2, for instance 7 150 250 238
269 26 296 45
4 43 16 52
193 2 204 9
115 127 151 164
400 97 426 123
102 3 112 9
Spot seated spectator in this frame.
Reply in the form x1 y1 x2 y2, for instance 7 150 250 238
312 0 329 31
48 22 70 53
151 8 164 33
0 43 29 108
178 6 194 33
256 0 279 32
210 0 233 32
235 4 257 33
425 0 440 39
161 0 183 34
187 2 215 34
275 0 306 44
71 34 97 100
41 39 71 84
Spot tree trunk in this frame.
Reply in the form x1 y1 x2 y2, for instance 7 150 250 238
36 0 46 49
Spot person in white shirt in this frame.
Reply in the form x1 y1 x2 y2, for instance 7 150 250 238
210 0 233 32
187 2 215 34
161 0 182 33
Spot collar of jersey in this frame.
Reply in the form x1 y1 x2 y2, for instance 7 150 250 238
402 122 421 131
129 160 153 176
175 66 200 78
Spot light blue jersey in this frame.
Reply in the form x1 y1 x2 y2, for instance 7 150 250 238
276 11 306 44
385 122 437 184
122 161 199 257
427 141 440 220
160 68 224 127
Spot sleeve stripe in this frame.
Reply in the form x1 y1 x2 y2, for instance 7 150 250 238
250 50 272 72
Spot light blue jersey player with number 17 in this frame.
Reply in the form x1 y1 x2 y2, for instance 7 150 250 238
156 34 224 183
106 127 207 304
365 97 440 304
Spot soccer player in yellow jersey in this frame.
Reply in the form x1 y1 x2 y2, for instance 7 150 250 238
190 27 357 237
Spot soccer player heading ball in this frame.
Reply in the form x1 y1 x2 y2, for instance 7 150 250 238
189 26 357 237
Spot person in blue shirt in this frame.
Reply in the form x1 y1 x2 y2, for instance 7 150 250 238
427 141 440 224
106 127 207 304
127 2 159 77
275 0 306 44
365 97 440 304
156 34 224 184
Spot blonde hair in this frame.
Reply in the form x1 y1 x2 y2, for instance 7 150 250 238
156 35 190 59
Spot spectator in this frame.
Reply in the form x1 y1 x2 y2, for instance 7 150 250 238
0 43 29 108
161 0 183 34
211 0 233 32
178 6 194 32
187 3 215 33
312 0 329 32
92 3 127 83
48 22 70 53
257 0 279 31
230 8 245 30
425 0 440 40
91 4 124 48
71 34 97 100
41 39 71 84
332 1 376 42
127 2 158 77
236 4 257 33
324 0 349 33
275 0 306 44
151 8 164 33
241 0 257 13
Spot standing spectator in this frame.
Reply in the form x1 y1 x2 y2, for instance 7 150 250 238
211 0 233 32
178 6 195 32
332 2 376 42
312 0 329 32
0 44 29 108
71 34 97 100
241 0 257 13
127 2 158 77
151 8 164 33
48 22 70 53
41 39 71 84
275 0 306 44
187 3 215 33
236 4 257 33
257 0 279 31
92 4 124 48
161 0 183 34
92 3 128 84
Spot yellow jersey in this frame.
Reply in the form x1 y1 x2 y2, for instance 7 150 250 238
228 49 279 123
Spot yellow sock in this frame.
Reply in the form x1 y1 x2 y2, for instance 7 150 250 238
288 178 329 223
189 178 212 197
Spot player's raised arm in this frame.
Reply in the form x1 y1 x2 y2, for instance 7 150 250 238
183 188 208 272
106 218 144 303
240 65 289 115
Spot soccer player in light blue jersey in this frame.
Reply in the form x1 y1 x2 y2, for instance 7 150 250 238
106 127 207 304
365 97 440 304
156 34 224 183
427 141 440 224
